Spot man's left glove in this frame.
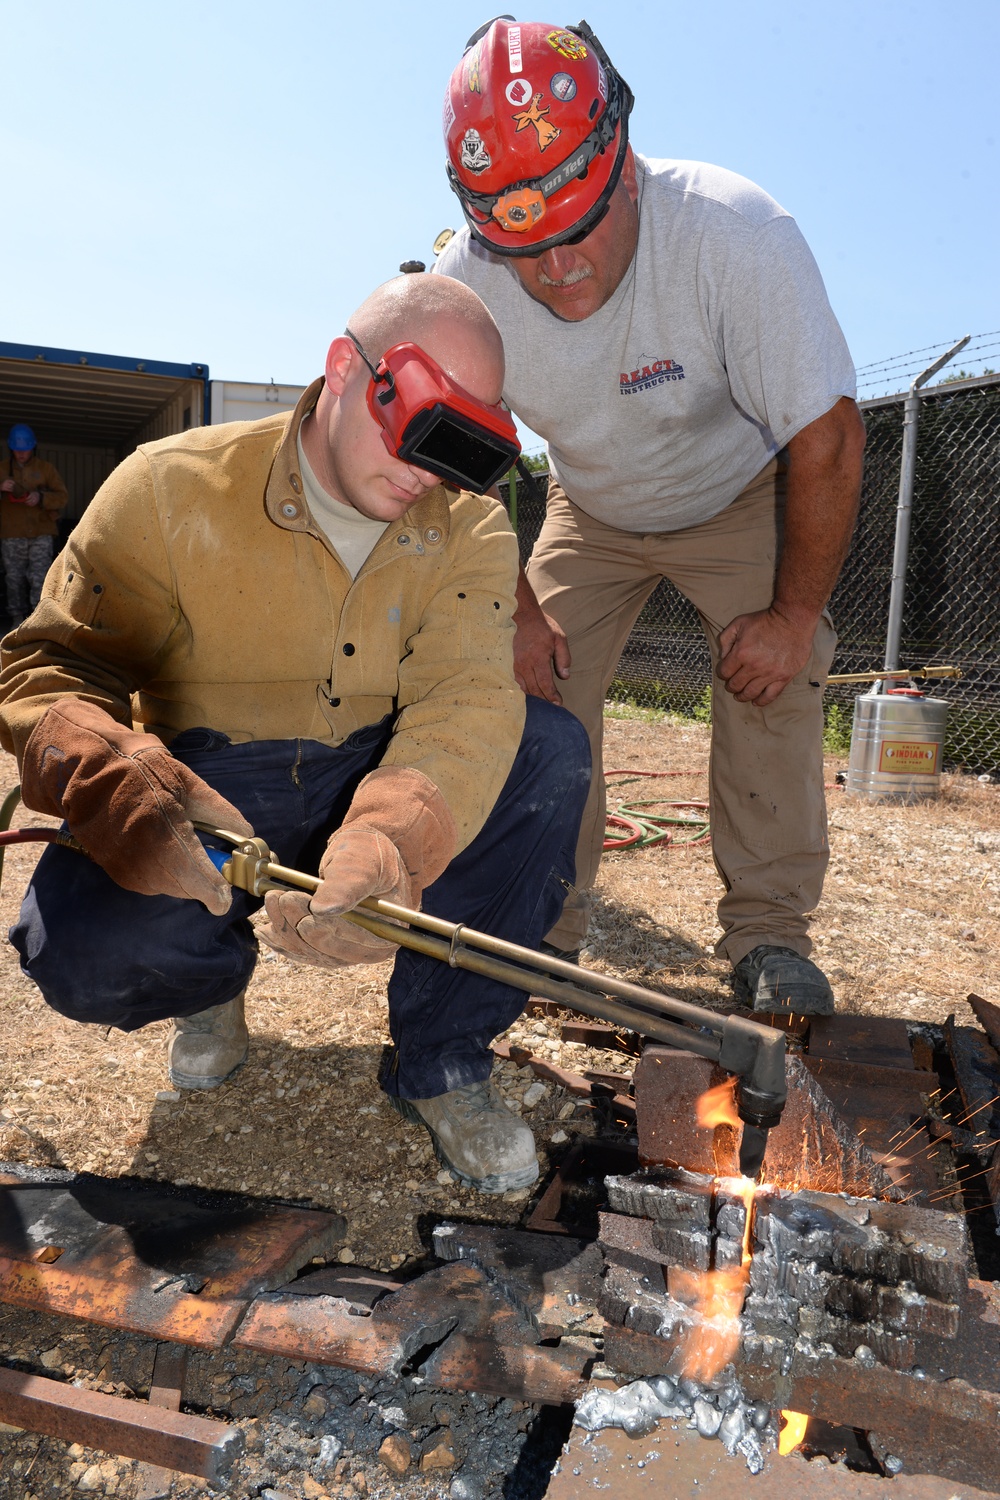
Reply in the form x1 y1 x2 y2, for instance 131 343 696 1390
20 697 254 914
258 766 458 969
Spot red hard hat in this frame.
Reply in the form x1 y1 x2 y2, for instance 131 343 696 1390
443 17 633 257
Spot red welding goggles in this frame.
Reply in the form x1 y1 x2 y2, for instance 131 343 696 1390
346 329 520 494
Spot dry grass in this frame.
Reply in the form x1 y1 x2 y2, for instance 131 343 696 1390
1 708 998 1268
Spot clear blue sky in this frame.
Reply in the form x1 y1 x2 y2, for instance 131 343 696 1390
4 0 997 423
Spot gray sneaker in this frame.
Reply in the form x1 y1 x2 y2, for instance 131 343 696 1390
732 945 835 1016
389 1077 539 1194
168 993 249 1090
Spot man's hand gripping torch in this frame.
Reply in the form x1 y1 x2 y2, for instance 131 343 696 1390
199 825 787 1179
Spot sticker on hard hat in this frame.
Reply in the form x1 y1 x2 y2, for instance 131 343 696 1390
878 740 940 773
461 128 492 175
549 71 577 101
546 29 587 61
466 41 483 93
506 77 533 106
507 24 522 73
512 95 561 152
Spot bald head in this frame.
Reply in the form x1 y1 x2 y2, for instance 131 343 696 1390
303 274 511 522
347 273 505 403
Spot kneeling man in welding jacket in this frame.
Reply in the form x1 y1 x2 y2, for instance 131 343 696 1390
0 273 591 1196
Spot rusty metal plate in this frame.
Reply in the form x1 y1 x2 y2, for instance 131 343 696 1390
799 1061 941 1202
234 1292 421 1375
968 994 1000 1053
235 1262 498 1374
546 1416 1000 1499
601 1324 1000 1492
560 1021 643 1056
0 1368 242 1483
0 1256 246 1350
432 1222 604 1338
945 1019 1000 1149
766 1361 1000 1494
236 1258 591 1403
634 1050 900 1198
635 1049 726 1175
421 1334 590 1405
809 1015 917 1073
0 1166 346 1348
802 1058 939 1095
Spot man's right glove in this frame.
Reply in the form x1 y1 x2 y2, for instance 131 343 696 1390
258 766 458 969
20 697 253 914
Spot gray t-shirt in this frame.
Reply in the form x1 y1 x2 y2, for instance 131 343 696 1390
435 155 856 533
296 430 388 579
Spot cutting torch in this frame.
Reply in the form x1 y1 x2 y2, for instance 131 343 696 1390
197 823 787 1178
0 783 786 1179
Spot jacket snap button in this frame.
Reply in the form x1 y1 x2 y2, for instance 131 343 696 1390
425 528 441 543
290 474 301 493
281 502 298 518
342 642 355 656
329 696 341 707
397 534 410 545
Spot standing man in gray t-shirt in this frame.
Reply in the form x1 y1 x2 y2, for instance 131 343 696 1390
436 17 866 1014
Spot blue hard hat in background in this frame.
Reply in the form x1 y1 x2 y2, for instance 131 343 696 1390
8 424 36 451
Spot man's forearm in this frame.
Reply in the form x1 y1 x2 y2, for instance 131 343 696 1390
514 561 541 620
773 396 866 624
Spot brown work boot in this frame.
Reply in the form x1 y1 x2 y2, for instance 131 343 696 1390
732 946 835 1016
167 993 249 1090
389 1077 539 1194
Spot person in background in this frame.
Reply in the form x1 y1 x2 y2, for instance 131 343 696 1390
1 424 68 626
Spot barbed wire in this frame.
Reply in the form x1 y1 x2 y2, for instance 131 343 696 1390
855 331 994 374
858 338 1000 397
856 328 1000 382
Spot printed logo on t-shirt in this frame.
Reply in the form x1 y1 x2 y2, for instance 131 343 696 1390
620 357 685 394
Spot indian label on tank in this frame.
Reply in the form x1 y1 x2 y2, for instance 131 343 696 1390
878 739 940 774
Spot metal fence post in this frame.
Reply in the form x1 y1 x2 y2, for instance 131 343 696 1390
883 335 970 671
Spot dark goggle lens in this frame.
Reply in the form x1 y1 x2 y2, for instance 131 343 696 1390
399 408 519 493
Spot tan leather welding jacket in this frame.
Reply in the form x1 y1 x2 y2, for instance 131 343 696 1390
0 380 525 852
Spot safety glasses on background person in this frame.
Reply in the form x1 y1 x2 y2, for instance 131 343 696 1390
346 329 520 494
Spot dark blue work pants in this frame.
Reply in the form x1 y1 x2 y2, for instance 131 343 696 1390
10 698 590 1099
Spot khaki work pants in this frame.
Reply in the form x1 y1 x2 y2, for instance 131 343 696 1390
527 461 837 963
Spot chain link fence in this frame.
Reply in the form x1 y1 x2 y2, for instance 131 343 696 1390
501 372 1000 773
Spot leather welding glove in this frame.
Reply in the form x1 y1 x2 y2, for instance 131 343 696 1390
258 766 458 969
20 697 254 914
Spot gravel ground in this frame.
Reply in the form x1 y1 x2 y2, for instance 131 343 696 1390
1 705 998 1497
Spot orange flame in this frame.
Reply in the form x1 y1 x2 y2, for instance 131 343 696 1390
681 1265 746 1381
680 1174 757 1383
696 1078 740 1130
778 1410 809 1455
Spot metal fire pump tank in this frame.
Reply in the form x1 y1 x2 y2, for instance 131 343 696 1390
846 686 949 802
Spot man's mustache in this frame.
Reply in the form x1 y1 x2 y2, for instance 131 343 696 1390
537 265 594 288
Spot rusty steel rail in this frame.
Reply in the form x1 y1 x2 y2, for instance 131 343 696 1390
0 1367 242 1482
